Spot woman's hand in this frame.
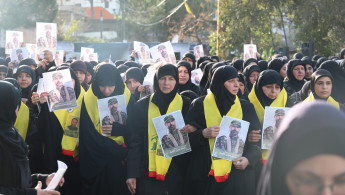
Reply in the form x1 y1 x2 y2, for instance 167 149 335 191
137 85 145 93
46 173 64 187
102 125 113 137
39 92 49 104
126 178 136 195
247 130 261 143
202 126 220 138
182 124 197 133
32 92 40 104
233 157 249 170
35 181 60 195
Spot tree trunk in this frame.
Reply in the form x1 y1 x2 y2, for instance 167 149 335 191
90 0 95 19
277 6 288 48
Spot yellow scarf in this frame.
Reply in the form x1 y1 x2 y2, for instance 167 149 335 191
84 84 130 146
204 92 242 182
53 87 85 157
248 85 287 163
14 102 30 140
148 93 183 181
304 93 340 109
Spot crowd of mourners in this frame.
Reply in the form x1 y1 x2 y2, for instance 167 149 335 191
1 47 345 195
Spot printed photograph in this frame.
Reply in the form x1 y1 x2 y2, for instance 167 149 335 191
150 41 176 64
6 31 23 54
191 69 203 86
193 45 204 59
64 116 79 138
26 44 39 63
80 47 95 61
213 116 250 161
152 110 191 159
43 69 77 111
10 48 28 64
243 44 257 61
55 50 64 66
134 41 151 63
36 22 57 53
262 107 291 149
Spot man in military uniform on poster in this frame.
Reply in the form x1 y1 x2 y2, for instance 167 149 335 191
49 72 76 109
215 120 244 154
161 115 188 149
263 109 285 142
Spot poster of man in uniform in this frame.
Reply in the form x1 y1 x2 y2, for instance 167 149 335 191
55 50 64 66
134 41 151 63
243 44 258 61
213 116 249 161
80 47 94 61
36 22 57 53
10 48 28 64
64 116 79 138
88 53 98 62
26 44 39 63
42 69 77 112
97 95 127 136
150 41 176 64
262 107 290 149
6 31 23 54
152 110 191 159
193 45 204 59
140 68 155 99
191 69 203 86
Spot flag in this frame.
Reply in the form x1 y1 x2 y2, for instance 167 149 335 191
184 1 194 17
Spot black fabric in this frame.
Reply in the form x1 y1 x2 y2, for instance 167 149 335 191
243 64 261 93
318 60 345 104
124 61 140 68
118 65 129 73
180 90 199 101
243 58 258 70
298 81 311 101
232 59 244 72
0 65 8 73
254 70 283 108
199 62 214 90
200 62 226 96
197 56 212 69
125 67 144 84
19 58 37 67
182 53 196 69
267 58 284 74
91 64 125 99
0 81 31 190
293 52 304 59
211 55 220 62
315 57 327 69
340 48 345 59
0 58 5 65
4 78 22 106
199 61 209 71
339 59 345 71
258 60 268 71
177 61 200 95
258 102 345 195
141 64 151 77
15 65 36 100
312 55 321 62
151 64 179 115
210 66 239 116
301 56 315 70
283 59 306 95
85 61 95 84
115 60 125 67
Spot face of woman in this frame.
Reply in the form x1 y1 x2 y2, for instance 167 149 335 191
75 70 86 84
292 65 305 81
178 66 189 85
239 82 245 95
280 63 287 78
305 64 314 79
249 71 259 84
17 72 32 89
99 86 115 97
87 72 92 83
286 154 345 195
224 77 239 96
314 76 332 99
158 75 176 94
126 78 141 94
262 84 281 100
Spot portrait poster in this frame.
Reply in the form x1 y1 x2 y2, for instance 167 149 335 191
80 47 95 61
134 41 151 64
97 95 127 136
10 47 28 63
36 22 57 53
6 31 23 54
36 78 48 113
89 52 98 62
42 69 77 112
150 41 176 64
243 44 257 61
140 68 155 99
191 68 203 86
193 45 204 59
26 44 39 63
262 107 291 149
212 116 250 161
152 110 191 159
54 50 64 66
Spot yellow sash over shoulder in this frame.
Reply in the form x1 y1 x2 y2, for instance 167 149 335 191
14 102 30 140
204 92 242 182
148 93 183 181
304 93 340 109
84 84 130 146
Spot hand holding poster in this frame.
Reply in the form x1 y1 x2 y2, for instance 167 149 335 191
6 31 23 54
152 110 191 159
262 107 290 149
134 41 151 63
193 45 204 59
212 116 250 161
150 41 176 64
243 44 257 61
42 69 77 112
97 95 127 136
36 22 57 53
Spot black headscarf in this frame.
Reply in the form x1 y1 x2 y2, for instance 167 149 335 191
197 56 212 69
258 60 268 71
284 59 306 92
125 67 144 84
310 69 333 100
293 52 304 59
201 62 226 96
15 65 36 99
180 90 198 101
243 58 258 70
199 61 209 71
141 64 151 77
243 64 261 93
340 48 345 59
297 81 311 101
301 56 314 70
182 53 196 69
115 60 125 67
232 59 244 73
258 101 345 195
151 64 179 115
19 58 37 67
92 64 124 99
4 78 22 105
318 60 345 103
0 65 8 74
0 81 30 188
117 65 129 74
255 70 283 107
340 60 345 71
85 61 95 84
211 55 220 62
177 60 195 93
0 58 5 65
315 57 327 69
267 58 285 74
210 66 239 116
124 61 140 68
199 62 214 90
